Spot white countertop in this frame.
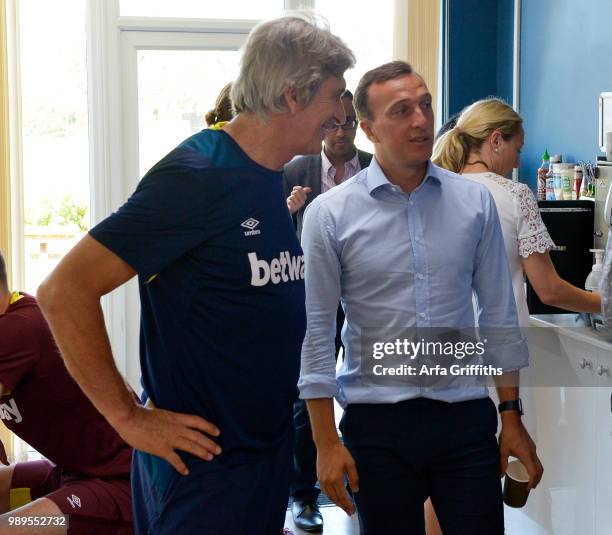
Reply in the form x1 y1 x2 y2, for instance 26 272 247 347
530 314 612 351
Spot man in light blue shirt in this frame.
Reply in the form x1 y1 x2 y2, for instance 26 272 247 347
299 61 544 534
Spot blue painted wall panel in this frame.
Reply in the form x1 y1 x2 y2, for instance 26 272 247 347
446 0 515 118
519 0 612 188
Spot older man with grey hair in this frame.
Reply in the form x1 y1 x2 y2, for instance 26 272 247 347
37 13 354 535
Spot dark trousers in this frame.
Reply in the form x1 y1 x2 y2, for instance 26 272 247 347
291 304 344 502
133 431 293 535
341 397 504 535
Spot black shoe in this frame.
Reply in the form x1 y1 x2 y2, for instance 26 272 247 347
291 499 323 533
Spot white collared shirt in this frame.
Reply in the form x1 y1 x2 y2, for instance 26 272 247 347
320 148 361 193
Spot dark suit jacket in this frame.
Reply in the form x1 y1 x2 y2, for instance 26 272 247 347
283 149 373 239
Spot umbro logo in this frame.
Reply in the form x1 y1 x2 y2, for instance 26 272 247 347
67 494 81 508
241 218 259 230
241 218 261 236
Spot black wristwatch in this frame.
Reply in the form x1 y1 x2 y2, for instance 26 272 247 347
498 398 523 415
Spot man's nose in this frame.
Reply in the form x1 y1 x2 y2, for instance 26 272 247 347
412 106 430 129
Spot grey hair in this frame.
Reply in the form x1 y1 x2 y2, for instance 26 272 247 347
231 12 355 118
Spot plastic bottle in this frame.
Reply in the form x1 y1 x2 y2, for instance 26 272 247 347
585 249 605 291
537 149 550 201
552 162 564 200
573 165 583 200
561 164 574 200
546 154 561 200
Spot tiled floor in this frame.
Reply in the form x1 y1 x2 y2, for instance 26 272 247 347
283 505 550 535
284 506 360 534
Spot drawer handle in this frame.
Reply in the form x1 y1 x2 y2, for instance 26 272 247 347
580 358 592 369
597 365 609 376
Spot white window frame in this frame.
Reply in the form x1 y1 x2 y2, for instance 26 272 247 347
9 0 385 388
86 0 299 388
6 0 24 292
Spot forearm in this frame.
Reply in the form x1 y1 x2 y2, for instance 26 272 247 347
306 398 341 449
544 278 601 313
523 252 602 313
38 287 136 427
494 370 519 401
494 371 522 427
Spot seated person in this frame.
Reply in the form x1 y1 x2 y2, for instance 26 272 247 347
0 250 133 534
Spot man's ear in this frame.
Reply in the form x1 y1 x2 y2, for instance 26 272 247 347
282 85 300 114
360 118 379 144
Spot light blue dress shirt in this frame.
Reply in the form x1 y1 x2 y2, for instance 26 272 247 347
298 157 528 407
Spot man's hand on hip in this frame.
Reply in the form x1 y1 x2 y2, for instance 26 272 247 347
113 403 222 476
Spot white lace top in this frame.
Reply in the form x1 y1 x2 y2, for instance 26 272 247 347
602 233 612 327
463 172 555 326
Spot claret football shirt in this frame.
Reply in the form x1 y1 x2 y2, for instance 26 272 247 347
0 293 132 476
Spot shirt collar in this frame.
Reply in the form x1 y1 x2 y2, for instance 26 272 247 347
9 292 23 305
366 157 442 195
321 147 360 175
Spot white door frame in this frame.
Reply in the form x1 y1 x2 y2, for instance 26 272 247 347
87 0 256 388
120 30 248 193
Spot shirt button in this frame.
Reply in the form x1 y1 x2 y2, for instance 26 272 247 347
419 312 426 318
417 273 424 279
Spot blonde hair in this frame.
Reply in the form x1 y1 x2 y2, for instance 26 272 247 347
432 98 522 173
205 82 234 127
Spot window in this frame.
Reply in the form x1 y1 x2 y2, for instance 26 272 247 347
19 0 89 294
137 49 240 176
315 0 395 151
120 0 284 20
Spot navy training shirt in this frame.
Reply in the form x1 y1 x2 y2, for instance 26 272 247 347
90 129 307 462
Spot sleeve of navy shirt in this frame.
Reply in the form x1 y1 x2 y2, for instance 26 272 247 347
89 151 216 280
472 186 529 372
298 198 342 400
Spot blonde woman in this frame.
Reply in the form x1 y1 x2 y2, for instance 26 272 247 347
205 82 234 129
427 98 601 535
433 98 601 324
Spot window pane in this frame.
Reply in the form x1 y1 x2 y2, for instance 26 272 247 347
315 0 395 152
121 0 284 20
19 0 90 295
137 50 241 176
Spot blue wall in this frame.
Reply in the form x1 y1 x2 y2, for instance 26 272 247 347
519 0 612 188
445 0 515 119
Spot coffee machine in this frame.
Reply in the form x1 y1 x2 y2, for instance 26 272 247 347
526 201 594 314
